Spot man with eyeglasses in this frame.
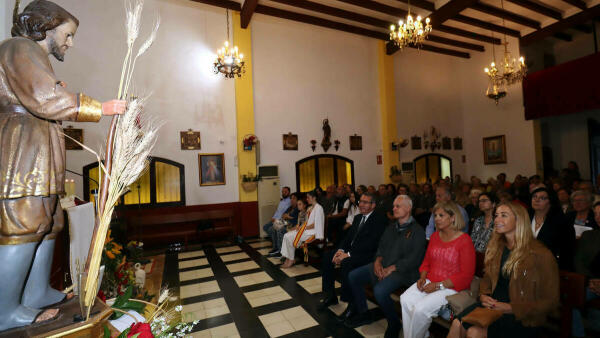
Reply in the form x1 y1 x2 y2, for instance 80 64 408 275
318 192 387 313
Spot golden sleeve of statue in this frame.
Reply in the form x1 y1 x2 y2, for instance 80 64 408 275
2 38 101 122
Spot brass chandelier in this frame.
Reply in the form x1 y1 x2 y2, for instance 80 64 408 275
214 9 245 78
389 0 432 49
483 0 526 104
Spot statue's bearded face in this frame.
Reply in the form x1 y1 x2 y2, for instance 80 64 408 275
46 19 78 62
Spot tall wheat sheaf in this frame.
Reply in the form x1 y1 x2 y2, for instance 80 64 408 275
80 0 161 318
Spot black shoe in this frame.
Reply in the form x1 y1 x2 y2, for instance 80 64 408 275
383 323 400 338
268 248 278 254
267 251 280 257
344 312 373 328
317 296 338 310
336 305 355 322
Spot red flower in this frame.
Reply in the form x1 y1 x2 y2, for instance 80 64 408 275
97 290 106 303
127 322 153 338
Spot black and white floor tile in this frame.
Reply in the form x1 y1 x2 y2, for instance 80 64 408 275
165 239 392 338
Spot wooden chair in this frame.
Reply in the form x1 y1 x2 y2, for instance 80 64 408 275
559 270 586 338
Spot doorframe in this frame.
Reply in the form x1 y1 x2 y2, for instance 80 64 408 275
295 154 355 192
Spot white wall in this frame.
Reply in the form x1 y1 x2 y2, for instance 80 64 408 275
1 1 11 40
541 110 600 180
394 37 537 182
251 14 384 190
459 38 537 181
394 48 467 179
46 0 240 204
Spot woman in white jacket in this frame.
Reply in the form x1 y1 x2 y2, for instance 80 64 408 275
281 190 324 268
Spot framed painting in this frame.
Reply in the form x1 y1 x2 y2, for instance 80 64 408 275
453 137 463 150
199 153 225 186
181 130 201 150
349 134 362 150
483 135 507 164
63 126 83 150
442 137 451 150
411 136 421 150
283 133 298 150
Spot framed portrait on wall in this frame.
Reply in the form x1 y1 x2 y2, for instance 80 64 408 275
442 137 451 150
349 134 362 150
483 135 507 164
63 126 83 150
181 130 201 150
283 133 298 150
411 136 421 150
199 153 225 186
453 137 463 150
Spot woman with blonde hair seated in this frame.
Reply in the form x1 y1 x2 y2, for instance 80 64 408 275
448 202 559 338
400 201 475 338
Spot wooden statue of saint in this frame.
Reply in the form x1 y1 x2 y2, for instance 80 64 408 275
321 118 332 152
0 0 125 331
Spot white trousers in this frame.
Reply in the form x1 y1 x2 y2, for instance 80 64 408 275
400 280 457 338
280 230 313 260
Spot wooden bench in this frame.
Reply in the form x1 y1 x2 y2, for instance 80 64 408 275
121 208 236 247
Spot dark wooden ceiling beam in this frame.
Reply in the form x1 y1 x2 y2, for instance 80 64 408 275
520 4 600 45
386 40 470 58
470 2 541 29
505 0 562 20
396 0 435 12
335 0 408 18
241 0 259 28
561 0 587 10
253 5 470 58
270 0 484 51
553 32 572 41
437 24 502 44
428 0 480 26
190 0 240 11
453 14 521 36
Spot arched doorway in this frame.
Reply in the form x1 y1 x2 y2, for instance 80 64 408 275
295 155 355 192
413 153 452 184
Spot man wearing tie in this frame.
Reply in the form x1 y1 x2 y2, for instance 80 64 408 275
318 192 387 315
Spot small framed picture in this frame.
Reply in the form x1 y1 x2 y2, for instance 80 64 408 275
63 126 83 150
442 137 451 150
483 135 507 164
453 137 463 150
283 133 298 150
181 130 201 150
199 153 225 186
350 134 362 150
411 136 421 150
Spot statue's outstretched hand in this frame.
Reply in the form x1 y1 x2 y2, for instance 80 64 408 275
101 100 127 116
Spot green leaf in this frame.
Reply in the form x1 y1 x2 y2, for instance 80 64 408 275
103 324 111 338
110 285 146 319
116 327 130 338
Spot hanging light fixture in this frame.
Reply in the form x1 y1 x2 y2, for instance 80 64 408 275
389 0 432 49
483 0 526 104
214 9 245 78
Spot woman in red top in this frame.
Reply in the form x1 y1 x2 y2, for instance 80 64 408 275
400 201 475 338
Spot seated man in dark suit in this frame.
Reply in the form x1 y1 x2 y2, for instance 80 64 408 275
318 192 387 311
345 195 426 338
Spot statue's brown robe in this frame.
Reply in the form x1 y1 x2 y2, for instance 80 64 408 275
0 37 102 243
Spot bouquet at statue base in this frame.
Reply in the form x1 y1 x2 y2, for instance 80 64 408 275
70 0 162 319
99 230 153 304
104 288 198 338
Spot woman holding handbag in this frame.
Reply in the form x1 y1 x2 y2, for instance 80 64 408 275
447 202 559 338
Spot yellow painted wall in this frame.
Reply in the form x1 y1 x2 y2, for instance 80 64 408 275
233 12 258 202
377 41 400 183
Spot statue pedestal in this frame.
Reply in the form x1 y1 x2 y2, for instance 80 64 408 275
0 296 113 338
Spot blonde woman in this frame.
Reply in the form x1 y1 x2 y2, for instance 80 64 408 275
400 201 475 338
281 190 324 268
448 202 559 338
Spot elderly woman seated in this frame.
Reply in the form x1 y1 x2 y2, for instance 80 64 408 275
566 190 599 238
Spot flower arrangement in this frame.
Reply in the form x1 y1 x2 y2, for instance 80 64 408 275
242 134 257 150
106 288 198 338
241 172 260 182
389 165 402 178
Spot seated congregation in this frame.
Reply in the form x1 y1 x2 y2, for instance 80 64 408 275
261 165 600 338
